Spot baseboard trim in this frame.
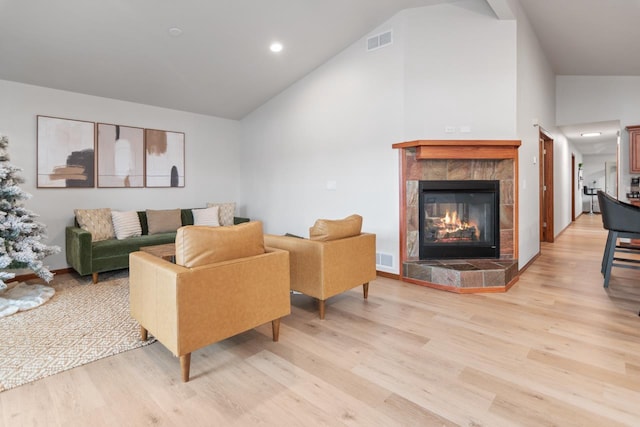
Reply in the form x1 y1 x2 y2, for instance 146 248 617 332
402 275 519 294
376 270 399 280
14 268 401 284
518 252 541 274
8 268 74 283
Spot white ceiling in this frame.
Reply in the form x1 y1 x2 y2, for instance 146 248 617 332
1 0 638 150
518 0 640 76
516 0 639 156
0 0 454 120
558 120 620 156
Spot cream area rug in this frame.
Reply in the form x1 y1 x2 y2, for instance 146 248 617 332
0 270 156 392
0 282 55 318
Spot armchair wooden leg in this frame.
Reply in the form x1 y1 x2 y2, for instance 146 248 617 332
318 299 326 320
140 326 148 341
92 272 98 284
272 318 281 342
180 353 191 383
363 282 369 299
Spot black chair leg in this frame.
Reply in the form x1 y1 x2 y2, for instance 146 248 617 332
601 231 614 275
603 231 618 288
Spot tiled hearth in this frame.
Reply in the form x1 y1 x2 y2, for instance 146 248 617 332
392 140 521 293
404 259 518 290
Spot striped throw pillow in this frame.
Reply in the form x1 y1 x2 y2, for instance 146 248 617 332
111 211 142 240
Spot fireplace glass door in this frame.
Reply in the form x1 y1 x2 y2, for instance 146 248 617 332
419 180 500 259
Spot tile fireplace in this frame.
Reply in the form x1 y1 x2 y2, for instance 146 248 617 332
392 140 521 293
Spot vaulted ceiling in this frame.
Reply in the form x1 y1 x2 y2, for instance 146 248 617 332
0 0 456 120
1 0 638 134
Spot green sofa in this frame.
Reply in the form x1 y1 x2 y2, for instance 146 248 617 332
66 209 249 283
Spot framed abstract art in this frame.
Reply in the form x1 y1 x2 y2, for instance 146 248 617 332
37 116 95 188
144 128 185 187
97 123 145 188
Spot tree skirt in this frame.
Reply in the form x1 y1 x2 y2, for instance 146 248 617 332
0 282 55 318
0 270 155 392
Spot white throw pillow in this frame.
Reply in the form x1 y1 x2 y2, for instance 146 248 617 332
206 202 235 226
192 206 220 227
111 210 142 240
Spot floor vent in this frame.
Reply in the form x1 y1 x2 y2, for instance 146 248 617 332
376 252 394 268
367 30 393 52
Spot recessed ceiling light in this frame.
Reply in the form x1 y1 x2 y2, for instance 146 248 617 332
168 27 183 37
581 132 601 137
270 42 283 53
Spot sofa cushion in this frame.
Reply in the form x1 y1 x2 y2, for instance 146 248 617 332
146 209 182 235
137 209 193 235
206 202 236 226
192 206 220 226
111 210 142 240
74 208 115 242
309 214 363 241
175 221 265 268
92 232 176 258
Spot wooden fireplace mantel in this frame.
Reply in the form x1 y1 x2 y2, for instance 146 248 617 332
391 139 521 160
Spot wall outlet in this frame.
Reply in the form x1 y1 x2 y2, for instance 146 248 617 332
445 126 456 133
459 126 471 133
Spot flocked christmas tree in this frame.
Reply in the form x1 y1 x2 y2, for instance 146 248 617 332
0 135 59 290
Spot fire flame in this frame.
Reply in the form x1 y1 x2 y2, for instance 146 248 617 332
439 210 478 240
444 210 458 225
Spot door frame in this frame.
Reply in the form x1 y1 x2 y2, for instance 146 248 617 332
539 129 554 243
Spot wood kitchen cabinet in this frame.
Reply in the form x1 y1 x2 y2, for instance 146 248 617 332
626 125 640 173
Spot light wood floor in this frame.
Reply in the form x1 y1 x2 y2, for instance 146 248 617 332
2 214 640 426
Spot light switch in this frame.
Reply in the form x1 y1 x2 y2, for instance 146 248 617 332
326 180 337 191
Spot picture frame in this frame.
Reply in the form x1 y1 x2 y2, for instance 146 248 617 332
37 115 95 188
144 128 185 188
97 123 145 188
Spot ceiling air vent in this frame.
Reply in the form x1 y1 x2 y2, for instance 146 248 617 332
366 30 393 52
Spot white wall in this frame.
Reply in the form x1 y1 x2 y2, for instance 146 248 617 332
557 76 640 199
0 79 241 272
240 11 406 273
500 0 556 265
552 132 579 233
573 146 584 220
404 1 517 139
241 0 520 274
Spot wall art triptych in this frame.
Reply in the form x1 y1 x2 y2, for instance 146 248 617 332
36 116 185 189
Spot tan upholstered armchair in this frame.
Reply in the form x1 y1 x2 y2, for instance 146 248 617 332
129 221 290 382
264 214 376 319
